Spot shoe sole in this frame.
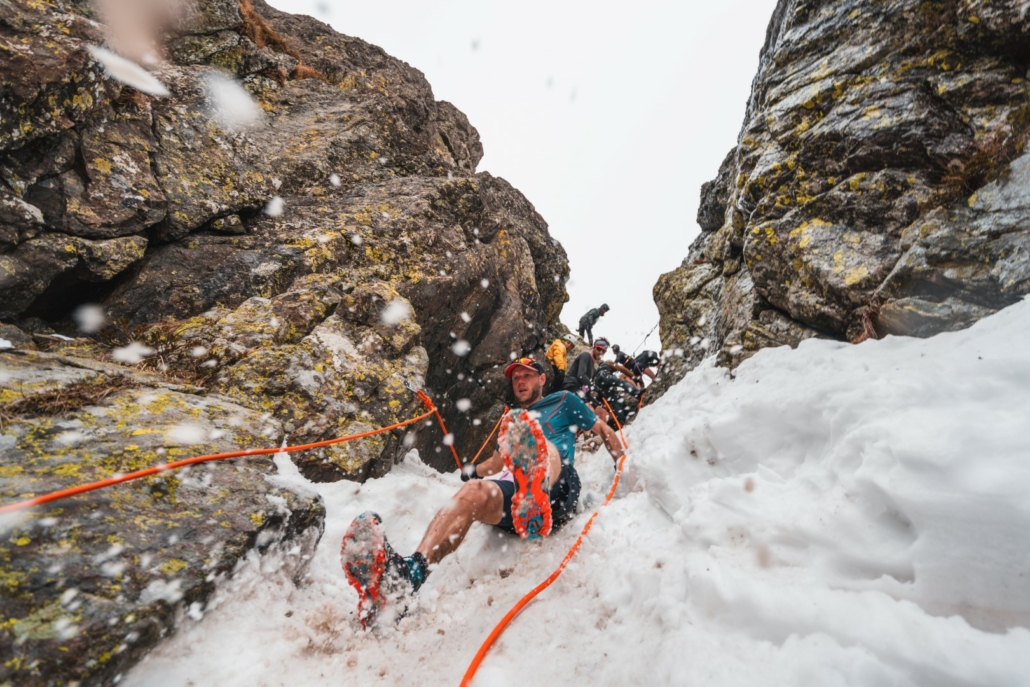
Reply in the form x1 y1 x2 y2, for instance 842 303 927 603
340 511 387 629
499 410 552 539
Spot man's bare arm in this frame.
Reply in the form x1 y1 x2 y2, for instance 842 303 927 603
618 372 643 389
590 419 625 463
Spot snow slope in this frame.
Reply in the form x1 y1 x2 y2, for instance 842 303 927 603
125 298 1030 686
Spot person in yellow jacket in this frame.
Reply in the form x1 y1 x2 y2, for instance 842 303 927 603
546 334 576 392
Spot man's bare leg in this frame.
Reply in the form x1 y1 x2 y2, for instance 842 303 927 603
415 441 562 565
544 440 561 488
416 480 504 565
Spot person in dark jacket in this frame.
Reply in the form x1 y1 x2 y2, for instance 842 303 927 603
633 350 661 382
611 344 643 388
577 304 609 345
562 338 610 420
594 360 643 427
611 345 660 386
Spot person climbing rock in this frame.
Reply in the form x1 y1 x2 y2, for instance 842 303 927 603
612 344 644 389
562 338 610 418
577 304 609 345
339 357 625 628
633 350 661 382
594 359 642 426
546 334 576 392
612 345 660 386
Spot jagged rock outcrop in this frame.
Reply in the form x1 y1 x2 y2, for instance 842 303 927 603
0 0 568 684
0 349 324 687
0 0 569 476
651 0 1030 400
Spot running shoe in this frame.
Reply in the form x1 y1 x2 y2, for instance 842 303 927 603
340 511 422 628
498 410 552 539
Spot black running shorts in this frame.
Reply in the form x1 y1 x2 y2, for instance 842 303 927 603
493 464 581 535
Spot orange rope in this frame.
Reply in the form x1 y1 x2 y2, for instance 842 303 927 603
416 390 463 472
601 396 628 449
470 407 508 465
0 393 453 515
459 414 630 686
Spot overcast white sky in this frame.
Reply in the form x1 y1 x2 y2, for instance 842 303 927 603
268 0 778 353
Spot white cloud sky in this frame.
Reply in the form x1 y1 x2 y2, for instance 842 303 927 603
268 0 778 353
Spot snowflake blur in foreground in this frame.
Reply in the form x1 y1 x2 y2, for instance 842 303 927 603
264 196 285 217
380 299 411 325
452 340 471 356
73 304 106 333
112 342 154 364
87 45 169 96
204 72 264 131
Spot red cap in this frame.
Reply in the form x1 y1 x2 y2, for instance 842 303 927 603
504 357 545 378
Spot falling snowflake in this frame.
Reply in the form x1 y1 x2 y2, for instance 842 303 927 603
452 340 471 356
73 304 106 333
87 45 169 96
380 299 411 325
203 72 263 131
264 196 285 217
456 398 472 412
112 342 154 364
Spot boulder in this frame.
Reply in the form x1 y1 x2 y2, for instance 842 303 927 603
651 0 1030 400
0 0 568 473
0 349 324 687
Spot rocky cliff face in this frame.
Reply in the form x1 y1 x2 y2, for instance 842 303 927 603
0 0 568 684
0 0 569 477
0 349 324 687
652 0 1030 399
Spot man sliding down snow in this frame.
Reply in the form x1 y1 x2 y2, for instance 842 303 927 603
340 357 626 627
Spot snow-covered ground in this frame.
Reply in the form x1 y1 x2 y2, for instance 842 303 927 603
125 299 1030 686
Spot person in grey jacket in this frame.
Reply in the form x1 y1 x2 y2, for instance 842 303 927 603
562 338 610 420
577 304 609 345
